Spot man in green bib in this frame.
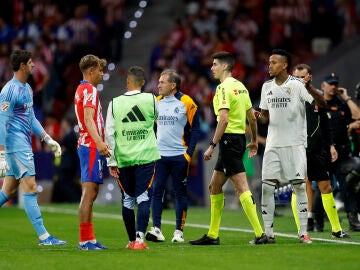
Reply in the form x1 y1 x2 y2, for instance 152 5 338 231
105 66 160 250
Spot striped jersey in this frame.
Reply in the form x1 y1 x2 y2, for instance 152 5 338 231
156 91 200 157
74 80 104 148
0 77 45 152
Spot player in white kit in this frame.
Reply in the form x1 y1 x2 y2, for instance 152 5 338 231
256 49 325 244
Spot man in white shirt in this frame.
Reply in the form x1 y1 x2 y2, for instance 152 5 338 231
256 49 324 244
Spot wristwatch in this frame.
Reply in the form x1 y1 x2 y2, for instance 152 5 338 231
209 141 217 148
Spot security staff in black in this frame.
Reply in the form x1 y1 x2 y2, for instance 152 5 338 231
305 101 335 231
292 64 350 238
322 73 360 231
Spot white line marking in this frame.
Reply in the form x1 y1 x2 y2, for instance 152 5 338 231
41 207 360 245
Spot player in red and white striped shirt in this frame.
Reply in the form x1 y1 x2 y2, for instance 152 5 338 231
74 54 111 250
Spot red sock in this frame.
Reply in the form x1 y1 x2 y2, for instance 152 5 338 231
79 222 96 242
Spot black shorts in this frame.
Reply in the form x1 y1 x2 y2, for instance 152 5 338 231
117 162 155 198
215 133 246 177
307 149 330 181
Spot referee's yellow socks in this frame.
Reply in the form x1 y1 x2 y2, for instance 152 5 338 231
207 193 224 239
322 192 342 232
240 190 263 237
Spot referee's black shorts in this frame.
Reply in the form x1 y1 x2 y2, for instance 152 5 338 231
215 133 246 177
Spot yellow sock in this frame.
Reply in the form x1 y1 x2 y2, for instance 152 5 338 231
291 193 300 233
207 193 224 238
240 190 263 237
322 192 342 232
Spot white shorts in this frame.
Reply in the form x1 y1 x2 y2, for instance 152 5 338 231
262 145 306 184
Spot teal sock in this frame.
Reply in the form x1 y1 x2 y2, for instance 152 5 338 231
0 190 9 206
23 193 47 237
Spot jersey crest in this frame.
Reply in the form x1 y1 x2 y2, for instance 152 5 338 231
1 102 10 111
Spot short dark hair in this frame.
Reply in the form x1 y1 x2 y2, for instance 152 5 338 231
160 69 181 91
271 49 292 71
128 66 146 86
212 51 234 71
10 50 32 71
79 54 107 73
293 63 312 75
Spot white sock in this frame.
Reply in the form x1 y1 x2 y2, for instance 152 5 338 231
79 239 96 245
39 232 50 241
292 182 308 236
136 231 144 243
261 182 276 237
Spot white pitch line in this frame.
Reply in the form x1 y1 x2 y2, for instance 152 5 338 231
41 206 360 245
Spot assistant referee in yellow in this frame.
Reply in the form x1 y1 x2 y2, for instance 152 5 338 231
189 51 267 245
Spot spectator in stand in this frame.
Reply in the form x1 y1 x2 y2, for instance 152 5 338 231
0 17 16 45
240 0 266 29
13 10 41 52
43 113 61 143
32 0 57 26
167 18 186 52
311 2 342 47
288 0 311 50
205 0 234 29
232 10 258 70
0 43 12 89
52 8 72 44
66 4 99 51
181 65 200 97
194 75 215 129
149 34 167 74
64 50 83 110
144 67 162 95
193 8 217 36
36 34 54 66
268 0 293 50
31 49 50 111
101 0 126 62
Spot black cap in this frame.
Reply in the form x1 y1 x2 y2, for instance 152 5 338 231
324 73 339 84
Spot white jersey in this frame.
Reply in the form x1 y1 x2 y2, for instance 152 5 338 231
260 75 313 148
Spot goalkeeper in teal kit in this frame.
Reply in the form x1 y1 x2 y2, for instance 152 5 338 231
0 50 66 245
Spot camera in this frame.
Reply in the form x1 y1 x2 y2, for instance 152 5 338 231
355 82 360 99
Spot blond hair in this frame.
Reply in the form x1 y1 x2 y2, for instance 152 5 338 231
79 54 107 73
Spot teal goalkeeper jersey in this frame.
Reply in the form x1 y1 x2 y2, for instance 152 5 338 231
0 77 45 152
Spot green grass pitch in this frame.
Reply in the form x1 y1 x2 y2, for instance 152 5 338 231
0 204 359 270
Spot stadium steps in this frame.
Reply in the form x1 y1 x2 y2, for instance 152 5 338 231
100 0 183 115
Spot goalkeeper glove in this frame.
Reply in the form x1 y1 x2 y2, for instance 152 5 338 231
43 134 62 157
0 151 9 177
